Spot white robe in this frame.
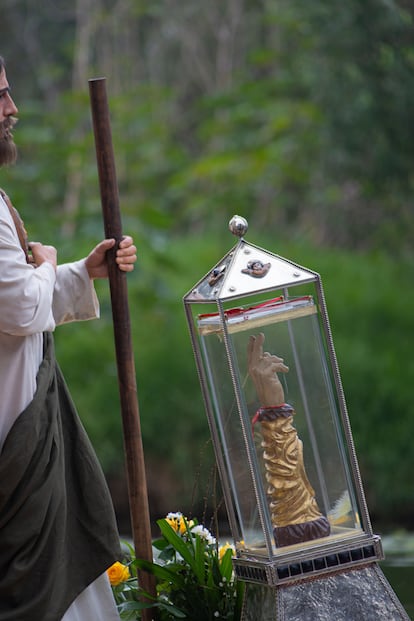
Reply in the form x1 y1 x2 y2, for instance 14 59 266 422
0 195 120 620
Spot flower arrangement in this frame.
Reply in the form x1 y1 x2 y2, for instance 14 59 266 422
107 512 244 620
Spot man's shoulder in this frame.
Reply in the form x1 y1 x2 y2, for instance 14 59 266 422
0 187 9 202
0 189 17 232
0 189 10 215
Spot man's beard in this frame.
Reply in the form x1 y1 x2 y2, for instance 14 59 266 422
0 116 18 166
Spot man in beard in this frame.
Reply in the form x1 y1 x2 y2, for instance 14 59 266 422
0 65 18 166
0 56 136 620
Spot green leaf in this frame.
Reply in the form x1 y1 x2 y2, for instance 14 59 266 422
119 600 152 612
135 558 186 590
210 555 222 587
157 601 187 618
220 548 235 582
157 519 197 572
152 536 169 551
193 532 207 585
158 544 177 563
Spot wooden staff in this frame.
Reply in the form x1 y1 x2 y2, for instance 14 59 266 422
88 77 156 619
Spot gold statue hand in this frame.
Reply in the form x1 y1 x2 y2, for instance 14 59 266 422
247 333 289 406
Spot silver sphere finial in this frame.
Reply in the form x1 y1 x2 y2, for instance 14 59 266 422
229 215 248 238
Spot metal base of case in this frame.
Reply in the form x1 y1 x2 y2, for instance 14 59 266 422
241 563 410 621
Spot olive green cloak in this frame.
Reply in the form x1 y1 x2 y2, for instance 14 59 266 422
0 332 121 620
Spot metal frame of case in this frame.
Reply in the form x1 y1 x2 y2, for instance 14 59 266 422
183 218 408 620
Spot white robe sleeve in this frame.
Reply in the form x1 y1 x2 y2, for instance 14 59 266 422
0 198 56 336
53 260 100 326
0 196 100 333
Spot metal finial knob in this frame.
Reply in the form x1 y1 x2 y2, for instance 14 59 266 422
229 215 248 238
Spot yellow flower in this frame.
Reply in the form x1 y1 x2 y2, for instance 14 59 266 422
219 542 235 560
165 512 194 534
107 561 131 586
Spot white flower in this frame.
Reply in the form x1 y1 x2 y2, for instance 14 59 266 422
214 612 220 617
166 511 183 520
191 524 217 545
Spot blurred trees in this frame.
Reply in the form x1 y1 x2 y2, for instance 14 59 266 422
4 0 414 251
1 0 413 530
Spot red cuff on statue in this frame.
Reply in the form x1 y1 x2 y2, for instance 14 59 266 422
253 403 294 424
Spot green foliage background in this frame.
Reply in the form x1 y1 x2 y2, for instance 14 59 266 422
1 0 413 532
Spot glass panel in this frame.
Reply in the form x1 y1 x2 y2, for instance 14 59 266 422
195 294 363 558
198 323 268 552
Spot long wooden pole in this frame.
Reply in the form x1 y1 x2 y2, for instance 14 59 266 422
88 77 156 619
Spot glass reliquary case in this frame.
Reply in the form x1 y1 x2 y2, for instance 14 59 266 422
183 216 382 587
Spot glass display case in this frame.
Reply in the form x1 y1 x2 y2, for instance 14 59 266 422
183 216 382 585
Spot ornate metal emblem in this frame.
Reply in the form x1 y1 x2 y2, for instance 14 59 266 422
242 259 271 278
